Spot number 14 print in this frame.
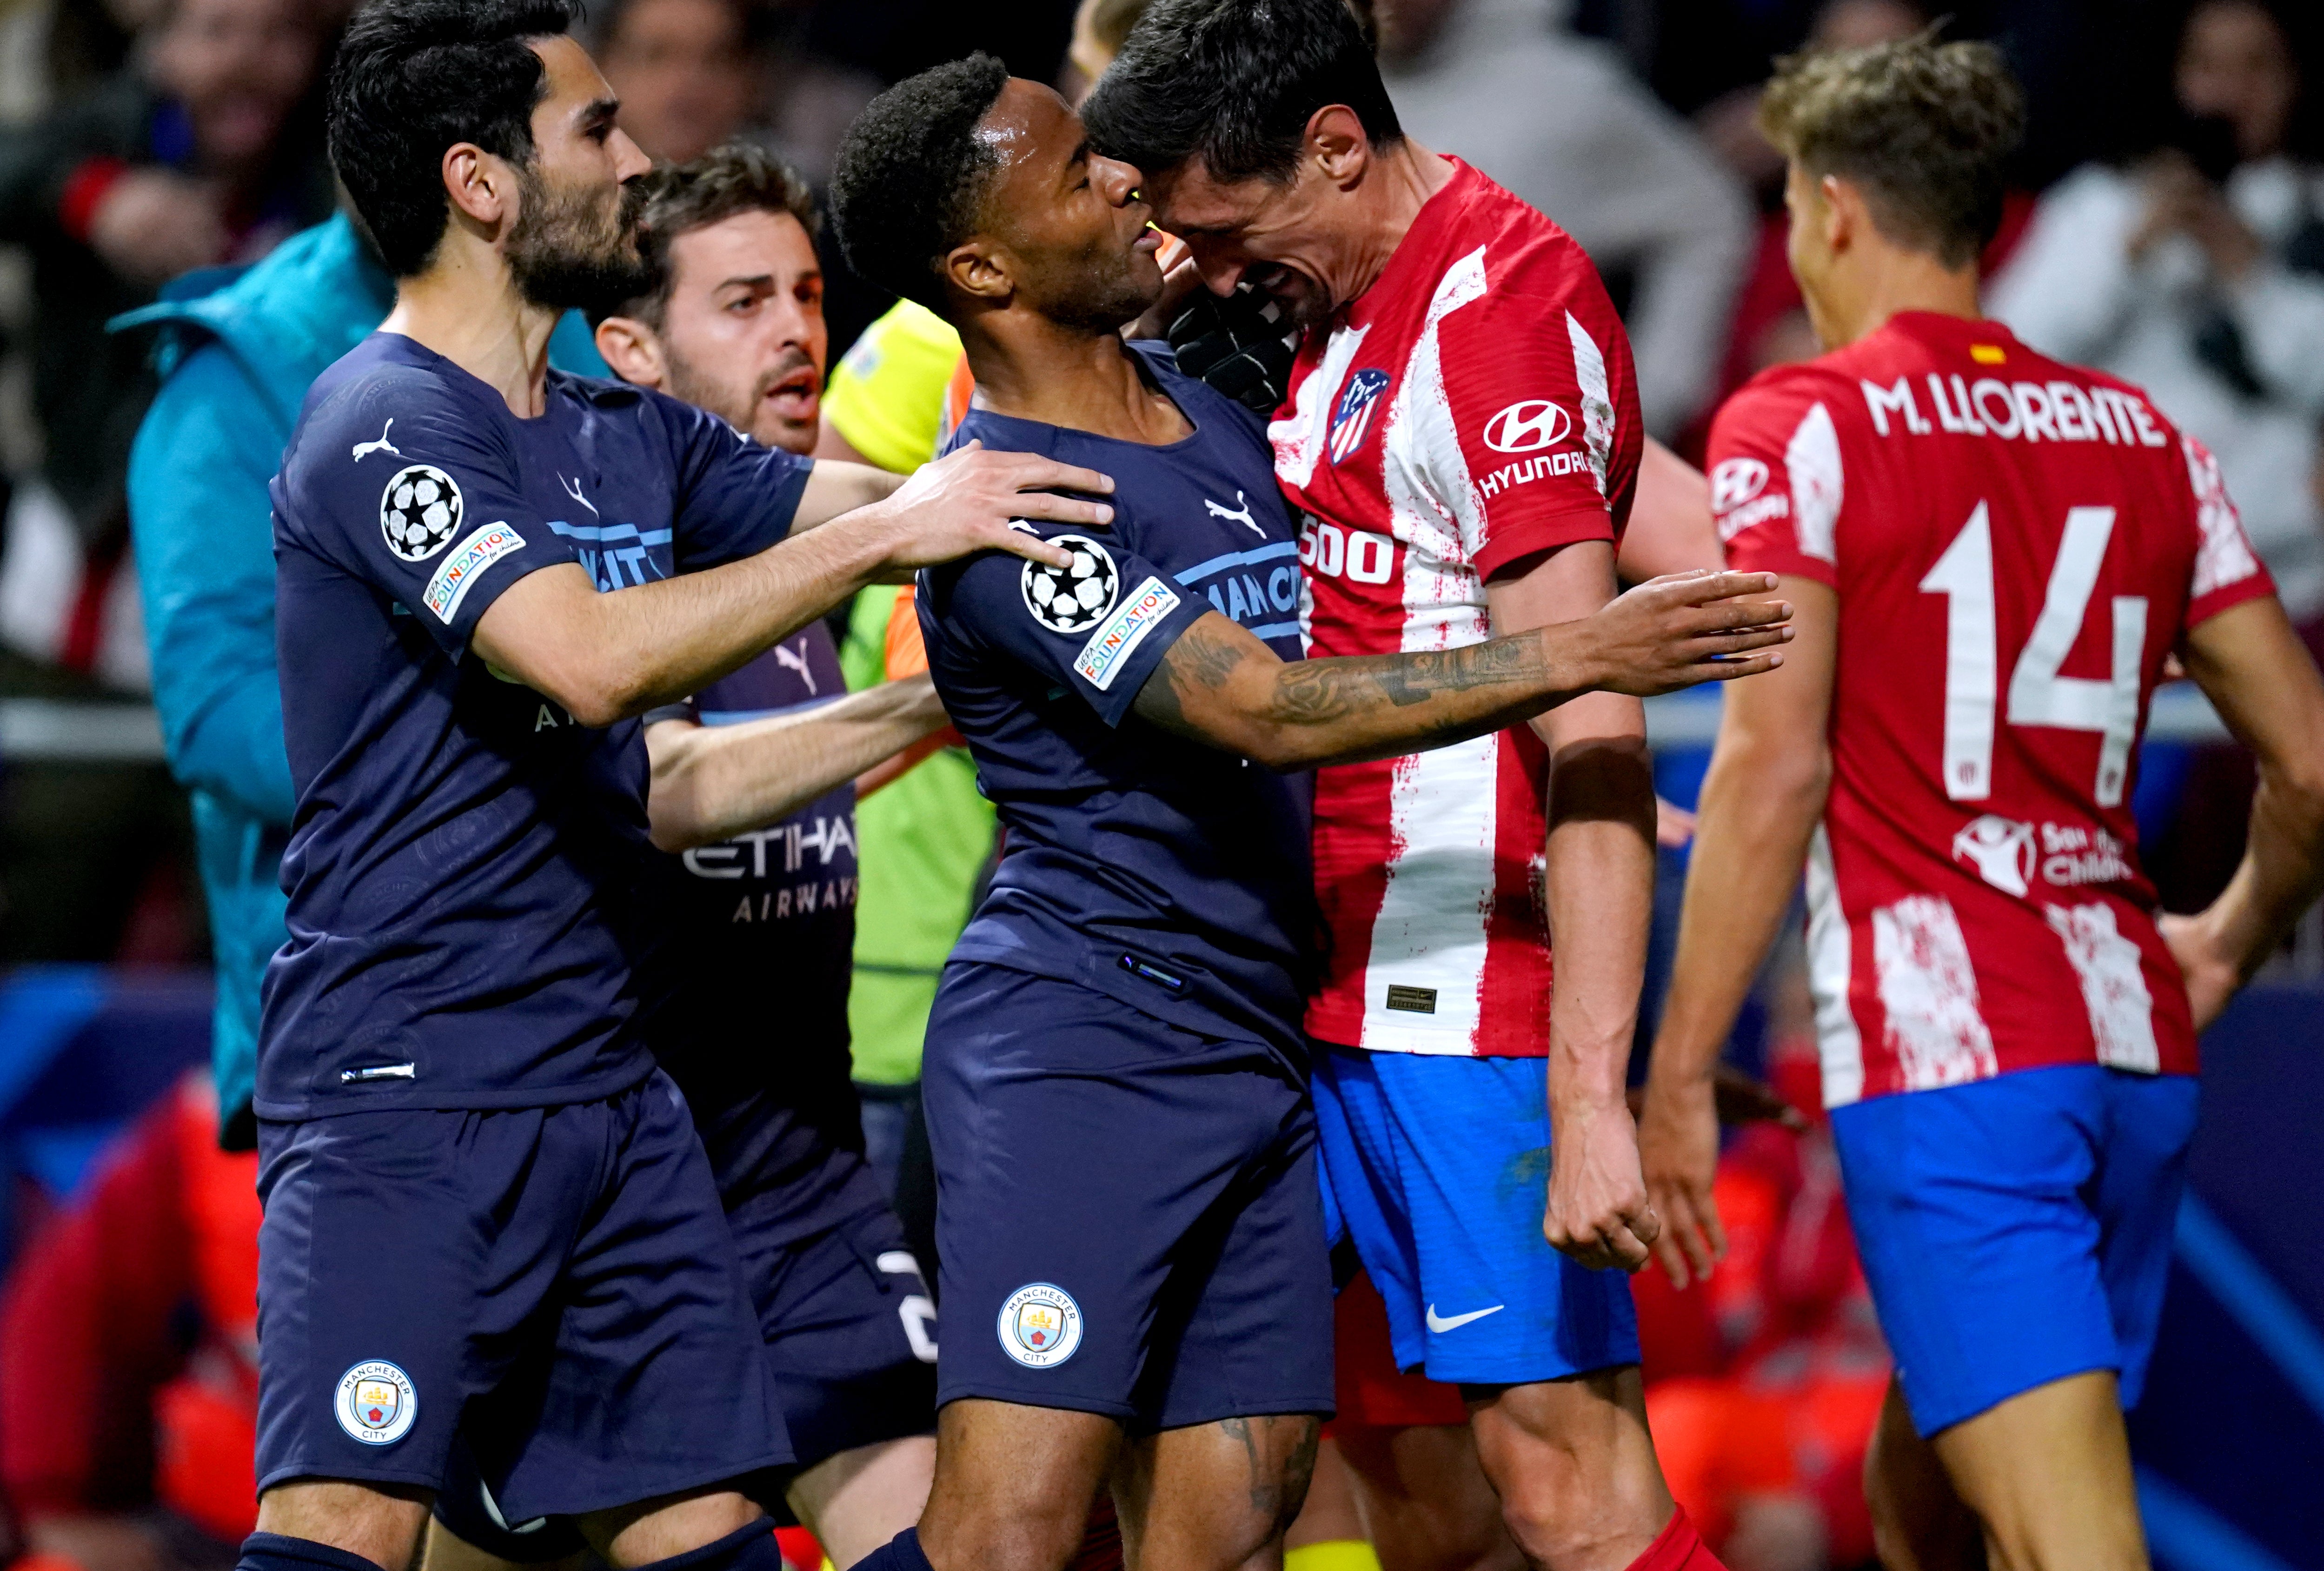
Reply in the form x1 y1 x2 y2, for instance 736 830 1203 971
1920 502 2146 805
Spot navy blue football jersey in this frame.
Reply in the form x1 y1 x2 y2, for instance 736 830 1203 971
641 623 869 1239
261 332 811 1119
918 343 1315 1060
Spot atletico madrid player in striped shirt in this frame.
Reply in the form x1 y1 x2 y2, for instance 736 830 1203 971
1642 33 2324 1571
1090 4 1734 1571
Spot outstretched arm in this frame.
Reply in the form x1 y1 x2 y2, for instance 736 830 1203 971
2161 596 2324 1026
1638 576 1836 1288
644 674 951 852
476 446 1112 727
1130 569 1792 771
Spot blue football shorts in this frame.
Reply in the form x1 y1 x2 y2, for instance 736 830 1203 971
253 1070 787 1521
1830 1063 2199 1437
1310 1043 1639 1387
921 964 1334 1432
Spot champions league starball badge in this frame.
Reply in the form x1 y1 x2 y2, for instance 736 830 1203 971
997 1282 1083 1368
334 1359 418 1445
379 464 465 562
1021 535 1120 636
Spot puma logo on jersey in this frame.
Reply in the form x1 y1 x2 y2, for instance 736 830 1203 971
352 420 401 462
559 474 600 517
1205 491 1266 538
773 639 817 694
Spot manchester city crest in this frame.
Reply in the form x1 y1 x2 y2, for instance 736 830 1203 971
996 1282 1083 1368
334 1358 418 1445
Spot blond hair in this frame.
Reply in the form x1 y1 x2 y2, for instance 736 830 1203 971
1759 30 2025 267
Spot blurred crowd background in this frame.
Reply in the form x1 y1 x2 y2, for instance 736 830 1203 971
0 3 2317 1571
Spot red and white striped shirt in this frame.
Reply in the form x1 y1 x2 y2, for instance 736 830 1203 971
1271 159 1643 1055
1713 312 2272 1104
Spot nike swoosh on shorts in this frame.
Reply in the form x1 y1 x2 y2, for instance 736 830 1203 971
1425 1303 1505 1333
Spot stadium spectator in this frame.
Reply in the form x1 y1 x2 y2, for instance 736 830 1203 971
116 212 604 1142
1374 0 1752 438
592 0 761 164
1989 0 2324 623
0 1073 262 1571
0 0 329 557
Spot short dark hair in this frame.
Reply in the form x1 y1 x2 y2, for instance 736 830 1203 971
1080 0 1401 185
606 143 820 327
828 54 1009 313
1759 31 2025 269
327 0 580 277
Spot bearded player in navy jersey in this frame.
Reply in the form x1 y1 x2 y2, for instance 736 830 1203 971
246 9 1115 1571
825 57 1794 1571
422 149 948 1571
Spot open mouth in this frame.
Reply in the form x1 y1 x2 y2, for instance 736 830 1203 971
762 364 820 422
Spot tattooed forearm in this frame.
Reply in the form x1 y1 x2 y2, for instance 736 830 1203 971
1131 609 1584 770
1267 634 1549 721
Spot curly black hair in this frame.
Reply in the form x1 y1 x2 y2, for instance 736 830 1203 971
1081 0 1399 186
328 0 580 277
829 53 1009 314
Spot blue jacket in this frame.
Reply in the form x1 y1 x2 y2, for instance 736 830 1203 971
113 214 607 1137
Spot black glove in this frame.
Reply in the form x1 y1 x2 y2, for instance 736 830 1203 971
1168 282 1298 415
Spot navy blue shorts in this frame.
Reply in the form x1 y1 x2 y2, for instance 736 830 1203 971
1312 1045 1638 1385
922 965 1334 1432
254 1070 787 1520
1831 1064 2199 1437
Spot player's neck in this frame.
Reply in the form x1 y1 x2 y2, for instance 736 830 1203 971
1337 138 1457 306
1813 246 1984 351
963 314 1193 445
382 245 564 419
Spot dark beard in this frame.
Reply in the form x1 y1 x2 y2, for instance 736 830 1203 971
507 166 652 314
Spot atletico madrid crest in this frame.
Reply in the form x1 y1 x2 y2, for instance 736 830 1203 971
1328 369 1392 465
997 1282 1083 1368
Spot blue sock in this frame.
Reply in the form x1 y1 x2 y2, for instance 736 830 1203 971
850 1529 935 1571
630 1519 785 1571
237 1533 393 1571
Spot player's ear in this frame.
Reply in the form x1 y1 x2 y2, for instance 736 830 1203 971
442 143 513 232
943 239 1014 306
1306 105 1369 189
594 316 666 389
1819 173 1857 254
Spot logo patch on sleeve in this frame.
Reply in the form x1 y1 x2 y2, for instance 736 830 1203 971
1022 535 1120 634
334 1359 417 1445
379 464 465 561
423 523 527 624
1074 577 1181 691
997 1283 1082 1368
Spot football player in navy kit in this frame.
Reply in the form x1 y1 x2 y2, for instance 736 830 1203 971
246 12 1113 1571
425 148 949 1571
826 58 1793 1571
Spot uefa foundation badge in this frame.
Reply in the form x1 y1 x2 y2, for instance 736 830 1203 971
997 1282 1083 1368
335 1359 418 1445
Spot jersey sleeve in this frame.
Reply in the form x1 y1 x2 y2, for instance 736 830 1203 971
923 526 1210 728
2178 431 2276 629
284 381 569 657
1428 254 1645 579
1706 373 1845 588
656 392 815 570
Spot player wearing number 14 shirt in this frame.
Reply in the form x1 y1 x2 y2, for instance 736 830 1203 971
1646 35 2324 1571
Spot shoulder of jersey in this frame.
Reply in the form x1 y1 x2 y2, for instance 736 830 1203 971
1716 357 1853 424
